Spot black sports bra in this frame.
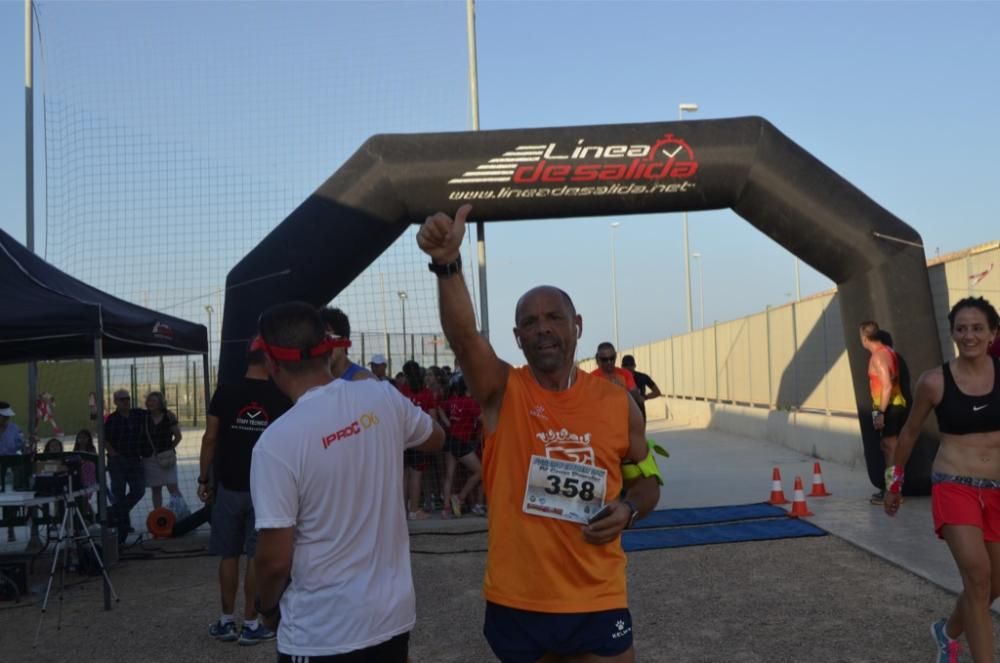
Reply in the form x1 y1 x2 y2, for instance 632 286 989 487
935 357 1000 435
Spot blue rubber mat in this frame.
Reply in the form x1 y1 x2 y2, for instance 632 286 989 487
630 502 789 529
622 517 826 552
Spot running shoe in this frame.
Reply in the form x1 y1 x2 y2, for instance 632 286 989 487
209 620 238 642
869 490 885 505
450 495 463 517
238 623 276 646
408 510 430 521
471 504 487 517
931 618 961 663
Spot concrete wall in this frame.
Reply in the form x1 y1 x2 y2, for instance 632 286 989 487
657 397 866 469
588 241 1000 465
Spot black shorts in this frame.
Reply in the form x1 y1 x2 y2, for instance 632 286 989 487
881 404 909 439
403 448 429 472
445 436 478 459
277 632 408 663
483 601 632 663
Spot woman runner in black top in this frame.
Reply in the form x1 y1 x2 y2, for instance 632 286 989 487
885 297 1000 663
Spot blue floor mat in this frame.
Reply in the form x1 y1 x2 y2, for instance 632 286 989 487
630 502 789 529
623 517 826 552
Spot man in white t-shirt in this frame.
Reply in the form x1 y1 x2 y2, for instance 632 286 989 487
250 302 445 662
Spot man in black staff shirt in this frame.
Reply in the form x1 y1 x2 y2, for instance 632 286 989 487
105 389 148 544
198 337 292 646
621 355 664 422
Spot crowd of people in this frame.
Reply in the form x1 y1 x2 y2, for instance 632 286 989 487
6 203 1000 661
210 204 664 663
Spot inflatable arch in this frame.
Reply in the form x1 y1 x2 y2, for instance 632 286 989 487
219 116 940 494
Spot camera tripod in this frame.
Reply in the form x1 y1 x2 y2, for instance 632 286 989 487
33 477 120 648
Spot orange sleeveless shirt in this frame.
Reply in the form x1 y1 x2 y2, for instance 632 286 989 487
482 366 631 613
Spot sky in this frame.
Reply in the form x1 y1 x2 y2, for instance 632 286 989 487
1 0 998 367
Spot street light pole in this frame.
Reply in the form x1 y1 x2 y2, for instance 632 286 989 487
794 257 802 301
679 102 698 332
398 291 408 360
692 252 704 329
610 222 621 348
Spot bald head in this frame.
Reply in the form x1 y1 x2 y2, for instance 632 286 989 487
513 286 581 375
515 286 576 324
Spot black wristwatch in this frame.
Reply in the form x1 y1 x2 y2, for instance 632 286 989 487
428 254 462 278
623 499 640 529
254 596 280 619
197 476 210 485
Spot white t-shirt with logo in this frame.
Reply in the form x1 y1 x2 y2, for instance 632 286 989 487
250 379 433 656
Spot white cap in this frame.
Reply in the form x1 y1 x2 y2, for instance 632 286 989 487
369 353 388 366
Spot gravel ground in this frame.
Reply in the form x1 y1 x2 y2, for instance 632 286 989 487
1 530 996 662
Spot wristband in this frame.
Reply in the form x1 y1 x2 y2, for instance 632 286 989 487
884 465 904 494
428 255 462 278
197 476 210 485
622 499 640 529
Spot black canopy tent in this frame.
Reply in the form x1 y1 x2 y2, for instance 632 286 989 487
0 229 209 609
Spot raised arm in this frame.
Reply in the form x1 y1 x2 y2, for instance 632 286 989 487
417 205 509 429
884 368 943 516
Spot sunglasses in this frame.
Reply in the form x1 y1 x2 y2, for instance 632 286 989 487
597 355 616 363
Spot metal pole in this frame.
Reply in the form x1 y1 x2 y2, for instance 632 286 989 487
678 103 697 332
158 356 165 394
400 298 407 348
714 320 720 401
202 354 211 421
467 0 490 340
682 212 692 332
25 0 37 437
379 272 389 371
205 305 214 393
24 0 33 252
698 257 705 329
794 258 802 301
791 302 800 410
765 305 773 408
610 223 620 348
92 336 112 610
192 360 199 427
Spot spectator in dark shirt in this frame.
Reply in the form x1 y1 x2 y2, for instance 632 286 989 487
621 355 663 422
198 337 292 645
104 389 148 543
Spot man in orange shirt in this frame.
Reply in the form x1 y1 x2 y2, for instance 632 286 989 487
591 342 643 407
418 205 661 663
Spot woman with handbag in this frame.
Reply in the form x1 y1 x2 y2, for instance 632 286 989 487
143 391 187 515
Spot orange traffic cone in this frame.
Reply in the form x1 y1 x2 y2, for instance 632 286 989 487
788 476 815 517
768 467 789 505
809 462 832 497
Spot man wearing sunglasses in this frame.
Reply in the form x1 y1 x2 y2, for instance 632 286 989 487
591 343 642 407
318 306 375 382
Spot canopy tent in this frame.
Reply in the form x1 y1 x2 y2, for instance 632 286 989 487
0 229 207 362
0 229 209 610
